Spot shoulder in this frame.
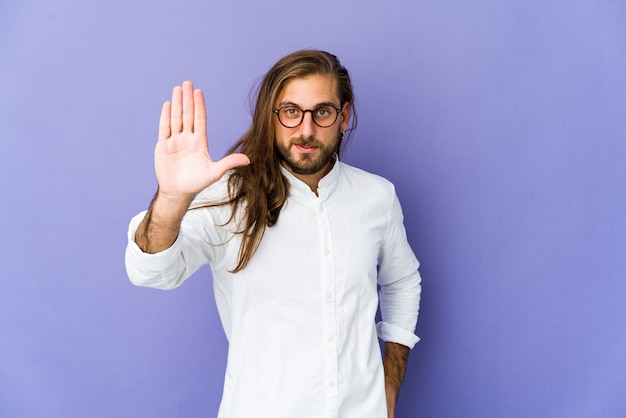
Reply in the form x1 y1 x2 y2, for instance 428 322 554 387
337 161 396 195
335 162 398 214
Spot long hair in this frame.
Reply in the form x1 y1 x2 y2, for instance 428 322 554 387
200 49 357 272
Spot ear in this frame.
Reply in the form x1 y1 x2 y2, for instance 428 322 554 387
340 102 351 133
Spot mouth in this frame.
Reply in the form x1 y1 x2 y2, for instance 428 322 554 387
294 143 318 154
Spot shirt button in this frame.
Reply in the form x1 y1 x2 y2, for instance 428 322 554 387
328 380 336 388
325 248 331 256
320 205 325 212
326 292 333 301
327 335 335 343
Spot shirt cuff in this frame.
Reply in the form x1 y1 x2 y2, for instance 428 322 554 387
376 321 420 349
125 212 184 277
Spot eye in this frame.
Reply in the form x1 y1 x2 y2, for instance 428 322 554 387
281 106 301 119
314 106 333 118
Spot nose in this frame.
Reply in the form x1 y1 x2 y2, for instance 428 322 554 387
298 111 316 138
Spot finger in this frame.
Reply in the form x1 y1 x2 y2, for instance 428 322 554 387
158 101 172 141
182 80 194 132
212 153 251 178
170 85 183 134
194 88 207 136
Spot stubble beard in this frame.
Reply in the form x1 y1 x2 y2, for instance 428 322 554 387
277 136 339 175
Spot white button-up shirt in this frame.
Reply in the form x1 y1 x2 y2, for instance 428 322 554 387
126 161 422 418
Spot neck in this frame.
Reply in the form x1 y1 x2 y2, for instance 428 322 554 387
281 159 335 196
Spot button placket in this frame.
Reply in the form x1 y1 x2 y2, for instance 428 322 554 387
319 201 339 417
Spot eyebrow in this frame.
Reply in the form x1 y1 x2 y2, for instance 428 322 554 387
276 101 341 109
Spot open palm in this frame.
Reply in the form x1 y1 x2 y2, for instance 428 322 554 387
154 81 249 200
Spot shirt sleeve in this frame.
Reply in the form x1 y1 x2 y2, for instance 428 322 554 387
125 205 232 290
376 190 422 349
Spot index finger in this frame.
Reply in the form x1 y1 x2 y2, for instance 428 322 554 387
193 88 207 136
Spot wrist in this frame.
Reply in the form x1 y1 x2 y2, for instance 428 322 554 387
151 189 195 226
134 190 193 254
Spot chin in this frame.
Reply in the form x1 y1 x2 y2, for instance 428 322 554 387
283 155 328 175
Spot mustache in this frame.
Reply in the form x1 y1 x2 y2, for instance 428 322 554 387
291 137 323 147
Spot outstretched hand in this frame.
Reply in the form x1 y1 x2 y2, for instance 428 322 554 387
155 80 249 202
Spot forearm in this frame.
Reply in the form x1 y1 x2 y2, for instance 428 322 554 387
383 341 410 417
134 190 194 253
126 197 214 290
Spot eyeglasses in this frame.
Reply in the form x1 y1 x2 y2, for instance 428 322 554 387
273 104 342 128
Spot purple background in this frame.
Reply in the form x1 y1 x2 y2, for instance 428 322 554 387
2 0 625 417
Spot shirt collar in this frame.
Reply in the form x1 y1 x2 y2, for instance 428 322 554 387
279 154 341 201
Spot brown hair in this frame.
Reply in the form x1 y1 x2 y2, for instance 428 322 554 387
202 49 357 272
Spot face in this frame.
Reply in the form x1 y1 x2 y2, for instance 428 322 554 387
274 74 350 178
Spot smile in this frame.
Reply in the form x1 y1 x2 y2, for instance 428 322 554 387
294 144 318 153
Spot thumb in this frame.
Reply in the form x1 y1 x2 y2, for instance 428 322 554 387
212 153 251 177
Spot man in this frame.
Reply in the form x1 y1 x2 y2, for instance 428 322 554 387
125 49 421 418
